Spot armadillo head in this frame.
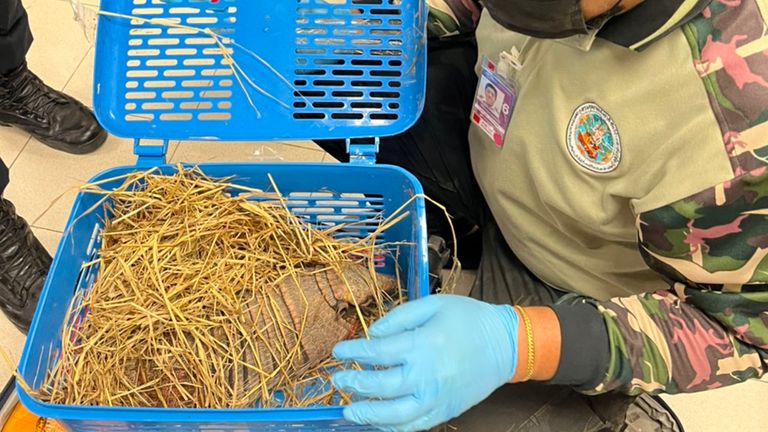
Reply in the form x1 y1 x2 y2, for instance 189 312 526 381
321 263 398 314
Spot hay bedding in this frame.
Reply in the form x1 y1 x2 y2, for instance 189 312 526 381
34 166 400 409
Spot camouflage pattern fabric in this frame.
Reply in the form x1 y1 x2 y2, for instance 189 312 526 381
587 0 768 395
426 0 481 38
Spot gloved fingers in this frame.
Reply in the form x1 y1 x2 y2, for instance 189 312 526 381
342 395 427 427
333 333 413 366
368 295 441 338
332 367 411 399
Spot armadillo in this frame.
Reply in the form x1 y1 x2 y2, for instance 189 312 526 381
157 264 397 407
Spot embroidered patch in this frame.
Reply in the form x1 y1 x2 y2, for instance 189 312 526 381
566 103 621 173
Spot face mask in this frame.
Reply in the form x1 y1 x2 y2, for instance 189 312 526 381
481 0 589 39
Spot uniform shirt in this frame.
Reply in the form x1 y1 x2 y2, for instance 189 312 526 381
471 1 768 394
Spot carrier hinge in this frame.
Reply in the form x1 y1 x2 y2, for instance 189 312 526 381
133 139 169 168
346 137 379 165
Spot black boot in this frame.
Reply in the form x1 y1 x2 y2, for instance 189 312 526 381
0 198 51 333
0 64 107 155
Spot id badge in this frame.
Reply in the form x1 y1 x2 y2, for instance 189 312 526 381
471 58 518 148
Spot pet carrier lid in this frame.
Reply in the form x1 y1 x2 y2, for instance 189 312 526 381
92 0 427 144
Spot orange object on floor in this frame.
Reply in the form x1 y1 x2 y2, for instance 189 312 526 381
1 401 64 432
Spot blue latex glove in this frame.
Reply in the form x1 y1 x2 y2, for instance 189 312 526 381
331 294 519 432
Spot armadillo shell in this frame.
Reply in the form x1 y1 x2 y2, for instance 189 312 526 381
158 264 396 407
238 264 396 394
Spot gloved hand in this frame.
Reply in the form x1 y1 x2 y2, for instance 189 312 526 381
331 294 519 432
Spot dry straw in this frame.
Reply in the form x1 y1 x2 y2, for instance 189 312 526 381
32 166 408 409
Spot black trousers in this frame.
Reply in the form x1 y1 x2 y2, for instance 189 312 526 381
0 159 6 196
0 0 31 74
0 0 31 195
316 37 636 432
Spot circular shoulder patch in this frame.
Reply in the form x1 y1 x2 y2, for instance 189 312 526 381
566 103 621 174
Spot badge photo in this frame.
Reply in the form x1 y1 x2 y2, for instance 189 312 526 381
566 103 621 173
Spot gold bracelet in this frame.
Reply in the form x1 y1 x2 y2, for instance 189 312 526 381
514 305 535 382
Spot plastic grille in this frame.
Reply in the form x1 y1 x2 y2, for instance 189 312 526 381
95 0 426 141
122 0 237 123
282 192 388 268
293 0 406 123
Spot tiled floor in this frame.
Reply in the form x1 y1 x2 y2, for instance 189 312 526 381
0 3 766 431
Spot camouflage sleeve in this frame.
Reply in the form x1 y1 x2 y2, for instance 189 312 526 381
426 0 481 38
586 169 768 395
578 2 768 395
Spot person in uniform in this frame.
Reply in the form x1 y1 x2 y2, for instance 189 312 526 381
324 0 768 431
0 0 106 332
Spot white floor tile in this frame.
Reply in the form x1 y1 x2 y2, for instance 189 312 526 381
172 141 325 164
62 47 95 109
6 134 181 231
279 141 326 152
0 127 30 169
23 0 92 91
31 227 62 257
0 316 26 388
323 153 341 163
30 186 81 234
3 161 82 231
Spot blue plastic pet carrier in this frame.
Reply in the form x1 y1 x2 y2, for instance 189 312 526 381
16 0 428 430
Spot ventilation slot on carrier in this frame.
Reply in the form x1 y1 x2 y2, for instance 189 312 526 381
292 0 404 124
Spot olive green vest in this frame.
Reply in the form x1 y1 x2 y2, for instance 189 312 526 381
470 10 734 300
